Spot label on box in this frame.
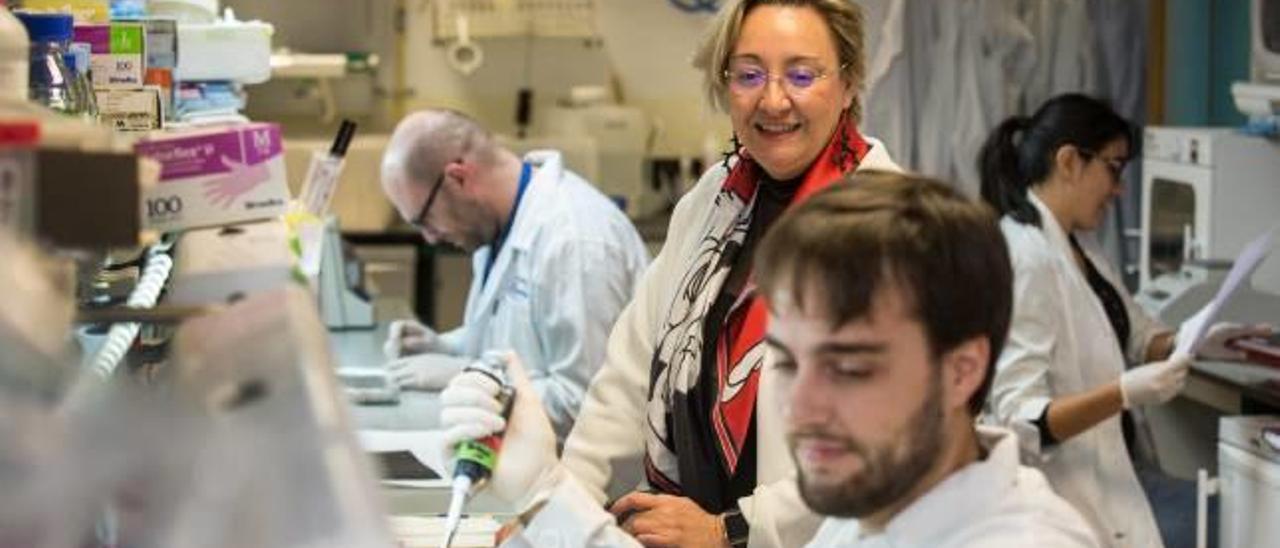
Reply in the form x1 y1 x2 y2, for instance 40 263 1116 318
21 0 109 23
96 87 163 132
135 123 290 232
74 24 146 87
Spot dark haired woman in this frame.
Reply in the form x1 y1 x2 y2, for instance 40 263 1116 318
979 93 1270 548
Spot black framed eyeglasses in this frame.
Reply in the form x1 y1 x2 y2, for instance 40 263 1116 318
409 170 446 230
1076 147 1129 180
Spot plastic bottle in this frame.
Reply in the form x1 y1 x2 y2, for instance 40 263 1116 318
14 12 90 116
63 51 97 118
0 3 28 102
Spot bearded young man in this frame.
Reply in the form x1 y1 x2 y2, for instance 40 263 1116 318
432 172 1101 547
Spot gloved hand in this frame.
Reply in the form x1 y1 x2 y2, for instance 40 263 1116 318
1119 353 1192 409
385 353 470 391
1180 321 1275 362
382 319 451 359
437 351 561 512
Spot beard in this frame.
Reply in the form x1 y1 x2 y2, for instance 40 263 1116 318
790 375 946 518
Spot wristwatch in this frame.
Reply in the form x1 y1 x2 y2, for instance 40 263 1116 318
722 508 749 547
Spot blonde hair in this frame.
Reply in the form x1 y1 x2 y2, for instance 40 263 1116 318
692 0 865 121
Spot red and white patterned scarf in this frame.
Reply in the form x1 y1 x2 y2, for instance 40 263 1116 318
643 119 870 494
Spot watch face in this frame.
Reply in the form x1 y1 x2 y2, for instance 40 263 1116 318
724 510 750 545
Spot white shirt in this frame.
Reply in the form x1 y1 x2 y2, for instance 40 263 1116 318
804 426 1099 548
506 426 1098 548
437 150 650 442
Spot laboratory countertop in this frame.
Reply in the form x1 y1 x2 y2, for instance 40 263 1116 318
328 298 518 517
328 297 442 432
1190 359 1280 412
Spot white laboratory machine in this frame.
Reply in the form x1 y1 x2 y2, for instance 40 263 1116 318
1214 415 1280 548
539 95 661 219
1137 127 1280 301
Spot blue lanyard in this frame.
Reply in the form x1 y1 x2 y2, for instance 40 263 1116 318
483 161 533 285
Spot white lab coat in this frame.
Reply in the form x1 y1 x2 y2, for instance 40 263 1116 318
507 427 1099 548
986 192 1167 548
559 139 901 548
437 150 650 441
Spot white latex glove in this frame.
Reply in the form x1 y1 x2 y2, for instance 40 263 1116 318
385 354 470 391
1120 353 1192 409
1181 321 1275 362
382 319 449 359
437 350 561 512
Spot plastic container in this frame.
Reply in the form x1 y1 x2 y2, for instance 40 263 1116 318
62 51 97 117
13 12 90 116
0 4 28 102
174 19 273 84
149 0 218 24
109 0 148 19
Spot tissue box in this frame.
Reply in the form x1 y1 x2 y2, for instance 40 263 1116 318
134 123 290 232
74 23 146 87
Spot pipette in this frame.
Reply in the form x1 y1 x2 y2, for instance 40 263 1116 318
441 352 516 548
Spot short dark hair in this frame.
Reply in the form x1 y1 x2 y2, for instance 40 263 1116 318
978 93 1136 227
755 171 1012 416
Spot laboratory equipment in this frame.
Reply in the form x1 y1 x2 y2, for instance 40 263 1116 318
297 119 357 217
1138 127 1280 297
1214 415 1280 548
109 0 147 19
337 367 400 405
14 12 92 116
148 0 218 23
0 4 28 103
174 13 273 84
62 51 96 118
443 352 516 548
1252 0 1280 83
540 98 658 218
318 217 375 329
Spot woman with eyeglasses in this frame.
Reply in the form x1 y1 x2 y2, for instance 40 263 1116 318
434 1 898 546
565 0 904 544
979 93 1271 548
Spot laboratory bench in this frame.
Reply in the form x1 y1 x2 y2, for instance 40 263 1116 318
1187 359 1280 414
1146 359 1280 481
326 298 511 518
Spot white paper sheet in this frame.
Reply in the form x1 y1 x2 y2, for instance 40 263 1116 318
1175 226 1278 356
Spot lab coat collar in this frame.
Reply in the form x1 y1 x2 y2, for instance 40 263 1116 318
504 150 563 252
832 426 1022 545
1027 190 1074 255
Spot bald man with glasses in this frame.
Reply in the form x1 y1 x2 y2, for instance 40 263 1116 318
378 109 650 442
